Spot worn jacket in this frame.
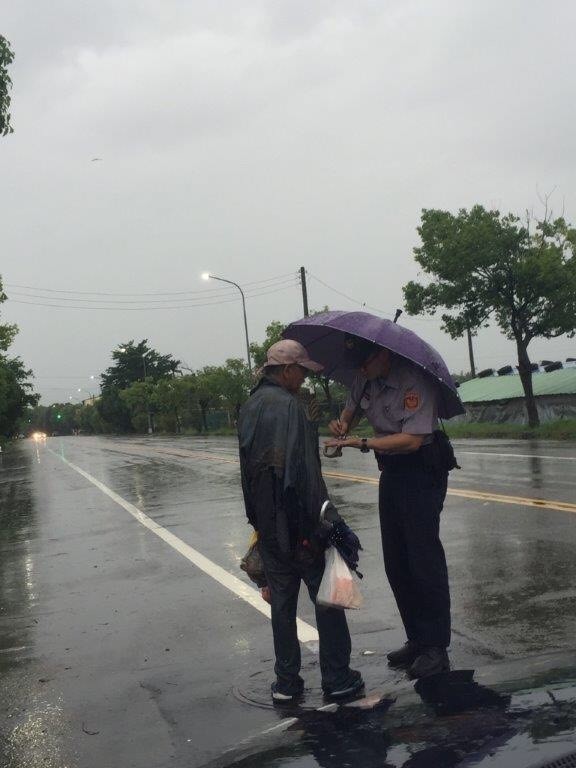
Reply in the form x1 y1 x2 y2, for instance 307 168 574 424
237 377 328 555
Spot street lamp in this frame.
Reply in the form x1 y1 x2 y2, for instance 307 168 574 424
142 349 153 380
202 272 252 372
142 351 153 434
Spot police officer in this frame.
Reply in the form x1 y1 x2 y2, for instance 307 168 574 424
325 340 451 678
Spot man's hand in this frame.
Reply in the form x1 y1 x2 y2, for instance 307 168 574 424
329 520 363 574
261 586 271 604
328 418 349 438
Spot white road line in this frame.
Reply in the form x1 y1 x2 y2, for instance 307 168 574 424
457 451 576 461
50 449 319 644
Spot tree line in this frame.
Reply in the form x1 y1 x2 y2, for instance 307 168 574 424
20 326 350 436
0 278 38 441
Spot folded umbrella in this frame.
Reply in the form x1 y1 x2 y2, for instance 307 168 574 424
315 501 363 577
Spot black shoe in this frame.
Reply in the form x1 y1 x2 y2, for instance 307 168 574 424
387 641 421 668
408 647 450 679
323 670 365 700
271 678 304 701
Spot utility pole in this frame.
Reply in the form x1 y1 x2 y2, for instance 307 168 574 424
466 326 476 378
300 266 309 317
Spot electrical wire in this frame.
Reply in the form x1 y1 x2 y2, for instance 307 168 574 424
7 281 298 311
8 277 297 305
5 271 297 297
306 271 441 323
306 272 390 316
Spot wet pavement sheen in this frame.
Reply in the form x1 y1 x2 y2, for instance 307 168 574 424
1 436 576 767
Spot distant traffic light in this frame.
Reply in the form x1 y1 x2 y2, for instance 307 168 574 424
56 414 62 420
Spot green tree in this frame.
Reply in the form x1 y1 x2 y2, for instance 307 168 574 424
96 386 133 433
152 378 186 433
0 35 14 137
0 358 39 437
120 380 156 433
403 205 576 427
249 321 285 369
211 358 252 421
0 279 17 353
98 340 180 432
101 340 180 389
0 277 38 438
172 375 203 432
77 402 105 434
193 367 223 432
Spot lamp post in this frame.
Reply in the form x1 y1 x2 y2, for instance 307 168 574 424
89 375 98 404
202 272 252 372
142 351 153 435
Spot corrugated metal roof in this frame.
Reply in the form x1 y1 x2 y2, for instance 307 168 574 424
458 368 576 403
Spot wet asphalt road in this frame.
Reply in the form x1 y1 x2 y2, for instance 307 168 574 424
1 435 576 767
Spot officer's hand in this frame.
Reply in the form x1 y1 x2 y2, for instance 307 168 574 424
324 437 354 449
328 418 349 437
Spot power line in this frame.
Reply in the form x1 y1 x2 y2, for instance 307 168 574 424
8 277 297 305
306 272 390 316
7 281 298 311
306 273 450 324
5 271 296 298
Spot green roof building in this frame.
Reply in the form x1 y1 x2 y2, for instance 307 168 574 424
456 368 576 423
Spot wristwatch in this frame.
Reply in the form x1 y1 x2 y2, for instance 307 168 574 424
360 438 370 453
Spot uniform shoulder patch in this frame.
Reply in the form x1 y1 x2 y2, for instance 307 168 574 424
404 391 420 411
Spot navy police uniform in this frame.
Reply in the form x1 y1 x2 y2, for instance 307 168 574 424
346 357 451 650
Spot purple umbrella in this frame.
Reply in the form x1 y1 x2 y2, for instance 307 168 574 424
283 310 465 419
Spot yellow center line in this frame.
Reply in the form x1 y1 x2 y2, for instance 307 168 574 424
323 470 576 515
108 441 576 516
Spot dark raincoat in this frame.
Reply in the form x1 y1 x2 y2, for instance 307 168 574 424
238 377 328 556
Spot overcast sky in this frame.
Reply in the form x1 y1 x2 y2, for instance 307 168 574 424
2 1 576 403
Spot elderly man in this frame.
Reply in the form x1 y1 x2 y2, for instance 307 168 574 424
238 339 363 702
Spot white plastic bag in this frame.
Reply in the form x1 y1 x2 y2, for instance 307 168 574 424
317 546 363 610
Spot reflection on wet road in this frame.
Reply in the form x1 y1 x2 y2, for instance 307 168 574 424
1 435 576 767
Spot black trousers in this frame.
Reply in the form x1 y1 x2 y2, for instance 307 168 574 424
378 464 451 648
259 544 352 691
